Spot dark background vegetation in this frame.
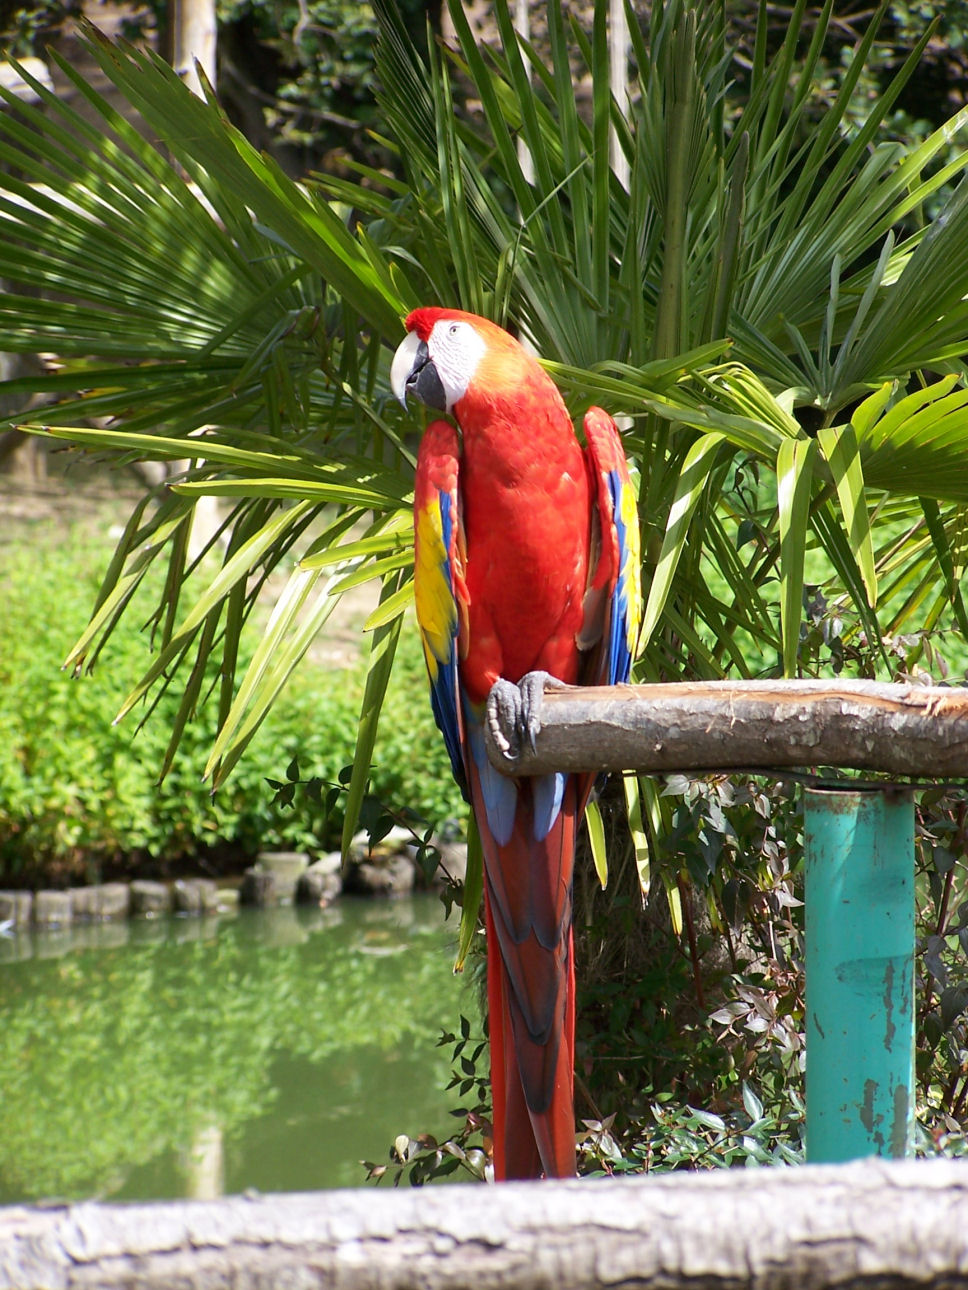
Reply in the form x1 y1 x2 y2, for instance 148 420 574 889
3 1 967 177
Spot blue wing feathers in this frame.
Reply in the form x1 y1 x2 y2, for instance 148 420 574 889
532 772 567 841
582 407 641 693
466 718 517 845
428 487 468 795
606 468 633 687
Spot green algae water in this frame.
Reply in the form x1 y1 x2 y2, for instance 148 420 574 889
0 896 469 1201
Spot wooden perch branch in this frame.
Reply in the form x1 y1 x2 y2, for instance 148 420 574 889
2 1159 968 1290
485 679 968 779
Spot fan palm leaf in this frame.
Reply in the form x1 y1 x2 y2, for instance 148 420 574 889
1 0 968 859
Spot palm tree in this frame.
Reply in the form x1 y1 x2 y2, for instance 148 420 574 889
2 0 968 1086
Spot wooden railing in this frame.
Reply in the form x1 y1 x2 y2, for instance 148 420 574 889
2 1159 966 1289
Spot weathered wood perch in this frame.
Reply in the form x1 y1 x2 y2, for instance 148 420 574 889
2 1159 968 1290
485 679 968 778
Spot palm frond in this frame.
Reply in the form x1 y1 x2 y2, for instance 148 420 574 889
2 0 968 829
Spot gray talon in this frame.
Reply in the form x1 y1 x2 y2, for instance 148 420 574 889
518 673 546 751
487 680 519 758
488 671 566 760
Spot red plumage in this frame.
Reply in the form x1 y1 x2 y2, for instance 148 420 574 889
400 307 640 1179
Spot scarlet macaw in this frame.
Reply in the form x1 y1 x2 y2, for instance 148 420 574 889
391 308 641 1180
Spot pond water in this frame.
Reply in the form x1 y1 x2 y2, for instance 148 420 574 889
0 895 474 1203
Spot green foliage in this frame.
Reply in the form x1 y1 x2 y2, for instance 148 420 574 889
0 520 461 880
575 766 968 1171
569 774 805 1164
915 789 968 1144
219 0 383 155
579 1085 805 1174
807 2 968 220
5 1 968 842
0 0 81 58
371 627 468 832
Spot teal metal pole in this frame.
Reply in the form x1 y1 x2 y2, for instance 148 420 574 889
803 785 915 1162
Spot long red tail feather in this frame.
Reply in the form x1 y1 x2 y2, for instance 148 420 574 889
472 773 579 1179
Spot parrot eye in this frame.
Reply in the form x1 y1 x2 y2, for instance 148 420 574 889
426 317 486 412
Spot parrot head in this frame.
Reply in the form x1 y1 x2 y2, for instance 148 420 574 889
390 307 554 417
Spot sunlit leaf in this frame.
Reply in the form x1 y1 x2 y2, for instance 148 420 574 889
776 437 818 676
454 818 484 974
585 799 608 890
817 424 876 605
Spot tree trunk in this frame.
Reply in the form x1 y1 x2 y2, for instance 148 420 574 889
2 1159 967 1290
609 0 630 188
172 0 217 94
485 679 968 778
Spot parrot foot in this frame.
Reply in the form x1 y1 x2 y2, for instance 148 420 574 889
487 671 567 761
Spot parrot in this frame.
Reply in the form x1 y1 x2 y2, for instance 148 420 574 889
390 307 641 1180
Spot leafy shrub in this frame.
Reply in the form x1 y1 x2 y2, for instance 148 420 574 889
573 769 968 1171
568 774 806 1166
0 522 463 882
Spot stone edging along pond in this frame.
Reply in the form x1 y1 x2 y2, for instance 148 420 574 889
0 833 469 933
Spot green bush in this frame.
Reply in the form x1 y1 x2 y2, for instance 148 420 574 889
0 522 463 882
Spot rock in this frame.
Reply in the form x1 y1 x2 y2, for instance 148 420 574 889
0 934 31 964
69 887 96 920
259 906 311 947
296 853 343 906
344 853 415 898
255 851 309 904
33 930 73 959
414 840 468 888
33 890 72 928
71 922 130 953
239 867 277 907
345 827 414 865
0 890 33 928
131 880 172 917
440 840 468 884
70 882 131 921
173 878 220 916
129 917 169 947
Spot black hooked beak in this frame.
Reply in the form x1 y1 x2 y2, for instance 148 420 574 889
391 331 449 412
405 340 447 412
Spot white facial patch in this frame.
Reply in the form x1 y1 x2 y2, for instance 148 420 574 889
427 319 487 412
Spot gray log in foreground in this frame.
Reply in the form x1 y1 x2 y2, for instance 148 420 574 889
2 1160 968 1289
485 679 968 778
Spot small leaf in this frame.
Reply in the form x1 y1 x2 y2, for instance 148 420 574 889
688 1107 726 1133
776 435 818 676
640 433 725 647
454 818 483 973
940 986 968 1030
585 798 608 890
924 935 948 987
817 423 876 606
742 1083 764 1122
